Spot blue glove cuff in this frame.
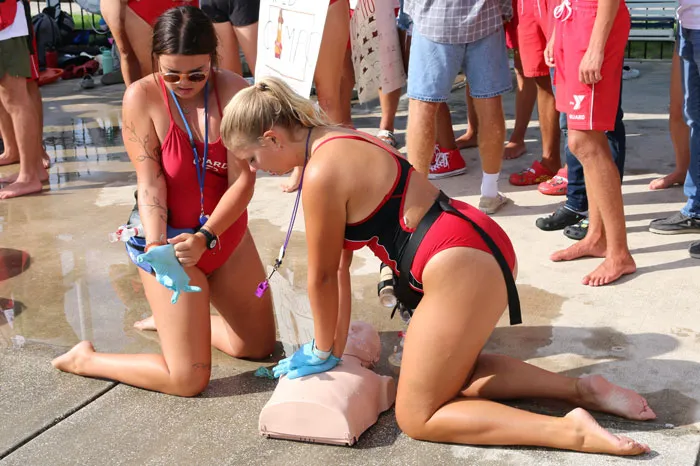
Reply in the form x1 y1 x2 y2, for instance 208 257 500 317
312 340 332 360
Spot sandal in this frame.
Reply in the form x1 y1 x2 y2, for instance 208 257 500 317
377 129 397 148
563 218 589 241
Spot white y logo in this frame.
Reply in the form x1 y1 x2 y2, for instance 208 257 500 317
573 95 585 111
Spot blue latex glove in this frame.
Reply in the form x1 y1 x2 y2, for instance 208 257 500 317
272 341 341 379
137 244 202 304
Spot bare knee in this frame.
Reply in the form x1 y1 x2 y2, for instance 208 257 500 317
229 339 275 360
567 130 603 162
168 368 211 397
409 99 440 120
396 402 432 440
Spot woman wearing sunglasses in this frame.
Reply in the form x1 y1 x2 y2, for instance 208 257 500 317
52 6 275 397
219 77 656 455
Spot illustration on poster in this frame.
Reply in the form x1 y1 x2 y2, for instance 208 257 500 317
260 5 322 81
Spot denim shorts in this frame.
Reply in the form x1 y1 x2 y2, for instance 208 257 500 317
407 27 512 101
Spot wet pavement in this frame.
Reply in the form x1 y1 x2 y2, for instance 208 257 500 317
1 62 700 465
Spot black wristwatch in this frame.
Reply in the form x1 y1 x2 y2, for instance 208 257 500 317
198 227 218 250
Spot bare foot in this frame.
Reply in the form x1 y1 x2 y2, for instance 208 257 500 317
0 166 49 184
503 141 527 160
133 315 157 331
42 150 51 169
582 255 637 287
52 341 95 375
649 170 686 190
576 375 656 420
455 130 478 150
565 408 650 456
0 179 43 199
281 166 302 193
0 152 19 166
551 237 606 262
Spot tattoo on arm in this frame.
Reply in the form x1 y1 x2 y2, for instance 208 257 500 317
192 363 212 371
125 121 164 178
139 187 168 223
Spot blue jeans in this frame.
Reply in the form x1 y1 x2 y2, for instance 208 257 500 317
679 27 700 218
552 69 627 213
407 28 512 101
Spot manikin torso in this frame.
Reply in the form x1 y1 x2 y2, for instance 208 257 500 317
259 321 396 445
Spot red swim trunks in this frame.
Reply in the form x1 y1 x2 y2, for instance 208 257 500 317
410 199 517 286
553 0 630 131
504 0 519 50
128 0 199 27
517 0 554 77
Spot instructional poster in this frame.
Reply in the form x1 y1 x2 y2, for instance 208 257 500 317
255 0 330 98
350 0 406 103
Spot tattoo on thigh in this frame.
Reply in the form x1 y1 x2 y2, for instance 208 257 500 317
192 363 212 371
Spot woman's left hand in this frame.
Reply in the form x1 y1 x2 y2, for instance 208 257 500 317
169 233 207 267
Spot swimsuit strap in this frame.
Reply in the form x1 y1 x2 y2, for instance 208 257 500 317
159 76 174 122
212 71 223 119
314 132 412 191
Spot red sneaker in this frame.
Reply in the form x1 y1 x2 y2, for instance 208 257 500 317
538 167 568 195
428 145 467 180
509 160 555 186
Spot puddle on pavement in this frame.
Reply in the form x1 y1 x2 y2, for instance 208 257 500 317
485 285 566 360
0 248 31 281
44 114 125 163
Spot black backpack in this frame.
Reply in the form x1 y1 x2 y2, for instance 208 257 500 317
31 6 74 66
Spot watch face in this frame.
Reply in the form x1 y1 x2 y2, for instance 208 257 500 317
210 239 217 249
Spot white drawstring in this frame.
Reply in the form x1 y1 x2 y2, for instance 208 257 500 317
554 0 572 21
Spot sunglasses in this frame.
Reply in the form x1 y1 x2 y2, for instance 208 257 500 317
160 68 210 84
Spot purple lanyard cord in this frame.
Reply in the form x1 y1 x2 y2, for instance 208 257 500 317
255 127 313 298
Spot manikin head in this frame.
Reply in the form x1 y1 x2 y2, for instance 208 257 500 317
151 6 218 100
220 76 332 176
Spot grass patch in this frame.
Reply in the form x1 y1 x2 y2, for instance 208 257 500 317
626 40 675 60
70 12 104 31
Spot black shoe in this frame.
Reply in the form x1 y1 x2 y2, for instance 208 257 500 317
536 206 586 231
690 241 700 259
564 218 589 241
649 212 700 235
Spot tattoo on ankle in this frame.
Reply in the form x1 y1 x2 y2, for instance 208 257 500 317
192 363 211 371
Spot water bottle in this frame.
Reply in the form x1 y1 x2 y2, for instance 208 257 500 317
101 48 114 75
388 331 406 371
378 263 397 308
109 224 144 243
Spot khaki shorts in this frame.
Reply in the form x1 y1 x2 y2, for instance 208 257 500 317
0 36 32 80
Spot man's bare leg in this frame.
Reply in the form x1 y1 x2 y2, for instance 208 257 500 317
533 74 561 173
455 85 479 149
472 96 505 175
504 50 536 159
0 74 46 198
436 102 458 150
0 99 18 166
378 87 402 137
407 99 440 174
28 80 50 169
650 49 690 190
552 130 636 286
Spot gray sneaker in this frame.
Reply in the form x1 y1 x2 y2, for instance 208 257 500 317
479 193 510 215
690 241 700 259
649 212 700 235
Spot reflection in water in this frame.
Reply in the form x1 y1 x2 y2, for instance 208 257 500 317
0 248 31 281
0 297 26 348
44 114 126 165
